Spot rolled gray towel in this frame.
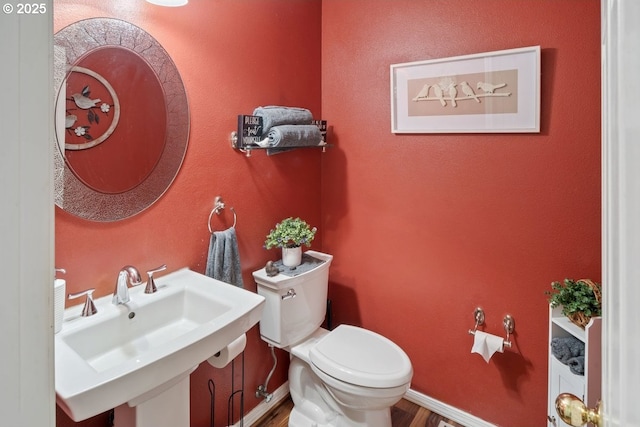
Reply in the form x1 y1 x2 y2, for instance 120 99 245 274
551 336 585 363
253 106 313 134
567 356 585 375
265 124 323 148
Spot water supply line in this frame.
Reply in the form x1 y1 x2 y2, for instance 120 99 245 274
255 344 277 402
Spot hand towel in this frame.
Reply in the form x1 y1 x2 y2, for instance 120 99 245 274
252 106 313 134
550 336 585 364
567 356 585 375
205 227 244 288
262 124 323 148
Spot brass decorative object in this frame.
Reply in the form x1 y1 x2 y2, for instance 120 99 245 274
555 393 602 427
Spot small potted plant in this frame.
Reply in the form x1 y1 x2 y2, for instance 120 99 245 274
545 278 602 329
264 217 317 267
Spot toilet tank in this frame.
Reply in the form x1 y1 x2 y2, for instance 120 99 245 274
253 251 333 348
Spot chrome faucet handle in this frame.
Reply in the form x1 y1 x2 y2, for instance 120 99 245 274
145 264 167 294
68 288 97 317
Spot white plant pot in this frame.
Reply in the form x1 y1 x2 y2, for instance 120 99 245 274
282 246 302 267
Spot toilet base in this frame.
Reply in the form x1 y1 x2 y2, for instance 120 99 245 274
288 399 392 427
288 356 393 427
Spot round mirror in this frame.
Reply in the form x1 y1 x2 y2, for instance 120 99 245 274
54 18 189 221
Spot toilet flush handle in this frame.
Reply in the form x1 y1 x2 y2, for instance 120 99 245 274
281 289 296 301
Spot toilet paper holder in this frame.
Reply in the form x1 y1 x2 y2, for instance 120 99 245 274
467 307 515 348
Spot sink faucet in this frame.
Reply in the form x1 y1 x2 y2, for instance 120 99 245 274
112 265 142 305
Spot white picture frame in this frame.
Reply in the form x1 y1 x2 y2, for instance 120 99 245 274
391 46 540 133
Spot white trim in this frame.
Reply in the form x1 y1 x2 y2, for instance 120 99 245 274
404 389 496 427
0 4 55 426
231 381 291 427
233 384 495 427
601 1 640 426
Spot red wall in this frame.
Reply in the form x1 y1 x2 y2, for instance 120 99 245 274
54 1 321 426
320 1 601 426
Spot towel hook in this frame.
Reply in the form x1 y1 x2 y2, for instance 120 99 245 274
208 196 237 233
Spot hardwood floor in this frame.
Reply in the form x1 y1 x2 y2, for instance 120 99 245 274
251 397 293 427
252 397 466 427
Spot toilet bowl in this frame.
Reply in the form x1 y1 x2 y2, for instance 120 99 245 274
253 251 413 427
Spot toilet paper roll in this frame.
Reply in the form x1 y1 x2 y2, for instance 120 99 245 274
471 331 504 363
54 279 66 334
207 334 247 368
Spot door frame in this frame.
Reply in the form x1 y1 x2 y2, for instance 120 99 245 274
601 1 640 426
0 3 55 426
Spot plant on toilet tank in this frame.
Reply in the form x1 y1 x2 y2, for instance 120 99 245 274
264 217 317 267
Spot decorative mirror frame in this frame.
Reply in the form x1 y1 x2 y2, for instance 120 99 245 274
54 18 190 222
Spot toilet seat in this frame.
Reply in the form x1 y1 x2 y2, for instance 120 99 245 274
309 325 413 389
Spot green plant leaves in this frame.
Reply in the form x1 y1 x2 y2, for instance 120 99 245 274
264 217 317 250
545 278 602 317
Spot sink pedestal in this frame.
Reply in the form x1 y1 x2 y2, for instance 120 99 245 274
113 375 191 427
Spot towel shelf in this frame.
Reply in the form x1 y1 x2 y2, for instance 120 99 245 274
547 305 601 426
230 114 329 157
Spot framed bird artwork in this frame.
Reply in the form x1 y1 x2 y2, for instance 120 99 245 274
391 46 540 133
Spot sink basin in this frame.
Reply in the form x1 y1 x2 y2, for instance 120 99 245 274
55 267 265 422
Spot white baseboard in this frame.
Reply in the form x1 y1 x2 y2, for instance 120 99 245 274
404 388 496 427
233 384 495 427
231 381 290 427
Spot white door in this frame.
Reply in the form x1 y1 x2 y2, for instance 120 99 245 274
0 3 56 427
601 1 640 426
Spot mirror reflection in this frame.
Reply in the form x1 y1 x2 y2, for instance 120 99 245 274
62 47 167 194
54 18 189 221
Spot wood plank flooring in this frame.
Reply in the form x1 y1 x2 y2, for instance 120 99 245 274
252 397 466 427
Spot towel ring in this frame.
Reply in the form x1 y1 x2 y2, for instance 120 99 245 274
208 196 237 233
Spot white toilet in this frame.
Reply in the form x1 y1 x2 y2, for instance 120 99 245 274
253 251 413 427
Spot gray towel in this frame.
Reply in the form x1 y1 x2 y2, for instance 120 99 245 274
567 356 585 375
264 124 323 148
551 336 585 364
205 227 244 288
253 106 313 134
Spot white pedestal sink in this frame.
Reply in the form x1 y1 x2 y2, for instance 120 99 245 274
55 267 265 426
112 373 192 427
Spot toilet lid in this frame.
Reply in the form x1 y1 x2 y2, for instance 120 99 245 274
309 325 413 388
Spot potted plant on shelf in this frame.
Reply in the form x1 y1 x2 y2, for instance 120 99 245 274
264 217 317 267
545 278 602 329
